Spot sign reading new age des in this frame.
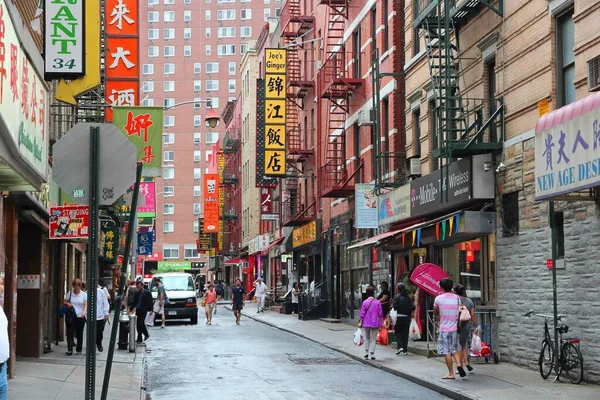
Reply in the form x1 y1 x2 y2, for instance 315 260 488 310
535 95 600 200
44 0 85 79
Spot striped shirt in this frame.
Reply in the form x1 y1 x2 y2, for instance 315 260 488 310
434 292 460 332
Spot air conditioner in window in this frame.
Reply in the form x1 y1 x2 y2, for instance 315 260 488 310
588 55 600 91
316 60 322 70
357 109 373 126
407 157 422 177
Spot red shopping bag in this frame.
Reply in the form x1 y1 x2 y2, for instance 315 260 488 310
377 327 389 346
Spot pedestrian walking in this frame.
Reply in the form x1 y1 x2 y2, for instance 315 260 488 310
0 278 10 399
291 282 299 315
254 278 268 313
359 285 384 360
134 279 153 343
230 279 245 325
454 284 476 373
152 277 167 328
125 280 138 311
99 278 112 311
392 283 415 355
63 278 87 355
95 285 110 352
434 278 465 379
204 284 217 325
216 281 225 301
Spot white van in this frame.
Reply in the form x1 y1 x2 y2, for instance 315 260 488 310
151 273 198 324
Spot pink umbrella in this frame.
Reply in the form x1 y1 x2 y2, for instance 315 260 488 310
410 263 449 297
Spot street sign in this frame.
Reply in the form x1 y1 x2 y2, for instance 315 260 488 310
52 123 137 205
49 205 90 239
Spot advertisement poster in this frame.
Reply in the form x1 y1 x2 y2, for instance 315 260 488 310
137 227 153 255
138 182 156 217
355 184 378 229
49 205 90 239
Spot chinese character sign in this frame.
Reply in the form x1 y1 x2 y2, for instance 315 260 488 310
263 48 288 176
102 227 119 262
535 98 600 200
43 0 85 78
113 106 163 176
255 78 278 187
49 205 90 239
203 174 220 233
138 181 156 217
261 187 273 214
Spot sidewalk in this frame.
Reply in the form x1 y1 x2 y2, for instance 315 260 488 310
9 320 144 400
228 302 599 400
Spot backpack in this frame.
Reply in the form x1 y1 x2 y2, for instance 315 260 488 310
216 284 224 295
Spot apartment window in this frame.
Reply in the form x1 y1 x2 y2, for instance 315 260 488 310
218 10 236 20
554 211 565 260
241 44 248 55
163 167 175 180
193 203 202 215
205 151 211 162
218 45 236 56
353 28 361 79
194 80 201 92
143 64 154 75
163 132 175 144
194 115 202 127
218 27 235 38
163 244 179 259
148 46 159 57
164 46 174 57
194 150 201 162
264 8 271 21
241 9 251 20
143 81 154 93
164 0 175 4
206 62 219 73
383 0 389 51
194 168 201 180
429 99 439 171
164 63 175 75
163 204 174 215
229 80 236 93
164 116 175 127
185 244 199 258
164 151 175 162
148 0 159 5
184 10 192 22
229 96 236 101
501 191 519 237
487 60 497 142
354 124 361 183
192 221 199 233
208 97 219 109
141 98 154 106
241 26 251 38
164 11 175 21
205 45 211 56
264 0 270 3
382 97 390 175
184 45 191 57
205 10 211 20
275 7 281 17
164 81 175 92
413 19 420 56
556 9 575 107
164 28 175 40
184 28 191 39
163 221 175 233
184 0 191 4
148 29 159 40
206 132 218 143
206 27 212 38
164 98 175 108
194 132 202 144
193 185 201 196
206 80 219 91
148 11 159 22
164 186 174 197
413 108 421 156
194 63 201 74
193 98 202 109
229 62 236 75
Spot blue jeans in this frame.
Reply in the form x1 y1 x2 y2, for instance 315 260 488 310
0 362 8 400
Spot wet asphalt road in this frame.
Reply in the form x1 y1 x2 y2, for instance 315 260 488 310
144 307 448 400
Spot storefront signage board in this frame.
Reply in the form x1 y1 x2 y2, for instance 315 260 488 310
377 184 411 226
157 261 191 272
355 184 378 228
292 221 317 248
44 0 85 78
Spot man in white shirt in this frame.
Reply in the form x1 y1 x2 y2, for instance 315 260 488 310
254 278 268 313
96 286 111 352
0 277 9 399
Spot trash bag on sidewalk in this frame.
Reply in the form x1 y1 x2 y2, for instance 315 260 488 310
377 327 389 346
353 328 364 346
409 318 421 341
145 312 154 327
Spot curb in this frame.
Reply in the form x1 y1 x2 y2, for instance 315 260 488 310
233 307 476 400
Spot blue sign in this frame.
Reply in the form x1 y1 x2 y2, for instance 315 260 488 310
138 231 153 255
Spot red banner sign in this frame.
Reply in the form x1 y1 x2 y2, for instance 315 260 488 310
261 187 272 214
49 205 90 239
203 174 220 232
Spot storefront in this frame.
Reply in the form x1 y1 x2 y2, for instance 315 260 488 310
291 220 321 295
243 234 270 293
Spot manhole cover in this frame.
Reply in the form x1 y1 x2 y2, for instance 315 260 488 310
288 357 354 365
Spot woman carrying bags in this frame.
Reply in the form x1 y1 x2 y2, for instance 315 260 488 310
393 283 416 356
63 278 87 355
359 286 384 360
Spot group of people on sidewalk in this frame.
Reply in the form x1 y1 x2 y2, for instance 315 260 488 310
358 277 476 380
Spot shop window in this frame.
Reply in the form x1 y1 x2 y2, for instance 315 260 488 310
443 239 482 301
501 191 519 237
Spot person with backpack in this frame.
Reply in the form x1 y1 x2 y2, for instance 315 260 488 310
215 281 225 301
392 283 416 356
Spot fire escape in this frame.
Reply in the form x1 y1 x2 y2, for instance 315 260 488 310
280 0 317 226
317 0 365 198
222 130 240 257
415 0 504 201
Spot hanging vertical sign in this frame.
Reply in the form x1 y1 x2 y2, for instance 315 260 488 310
263 49 288 176
102 227 119 262
203 173 220 233
104 0 139 121
218 150 225 250
44 0 85 78
255 78 277 187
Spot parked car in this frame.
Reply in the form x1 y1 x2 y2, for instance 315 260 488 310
151 273 198 325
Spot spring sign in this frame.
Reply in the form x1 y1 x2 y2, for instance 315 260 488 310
44 0 85 79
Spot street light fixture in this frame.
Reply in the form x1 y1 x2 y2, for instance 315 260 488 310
205 108 220 128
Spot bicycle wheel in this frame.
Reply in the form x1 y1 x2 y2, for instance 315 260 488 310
562 343 583 384
539 340 554 379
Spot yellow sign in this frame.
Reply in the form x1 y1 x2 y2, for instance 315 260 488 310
265 49 287 74
264 150 286 175
55 0 101 105
293 221 317 248
538 98 550 117
264 125 286 150
265 99 287 124
265 74 287 99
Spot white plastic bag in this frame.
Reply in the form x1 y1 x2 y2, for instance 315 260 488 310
409 318 421 341
353 328 364 346
145 311 154 327
471 331 482 352
389 309 398 325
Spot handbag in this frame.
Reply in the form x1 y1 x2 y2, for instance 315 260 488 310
459 302 471 322
201 298 207 307
62 292 77 324
358 299 374 328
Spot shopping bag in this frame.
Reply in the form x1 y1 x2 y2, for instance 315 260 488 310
471 331 482 352
409 318 421 341
353 328 364 346
389 309 398 325
145 312 154 327
377 327 389 346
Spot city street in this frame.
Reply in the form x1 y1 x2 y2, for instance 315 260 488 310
143 308 449 400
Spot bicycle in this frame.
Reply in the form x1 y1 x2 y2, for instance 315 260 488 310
524 310 584 384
